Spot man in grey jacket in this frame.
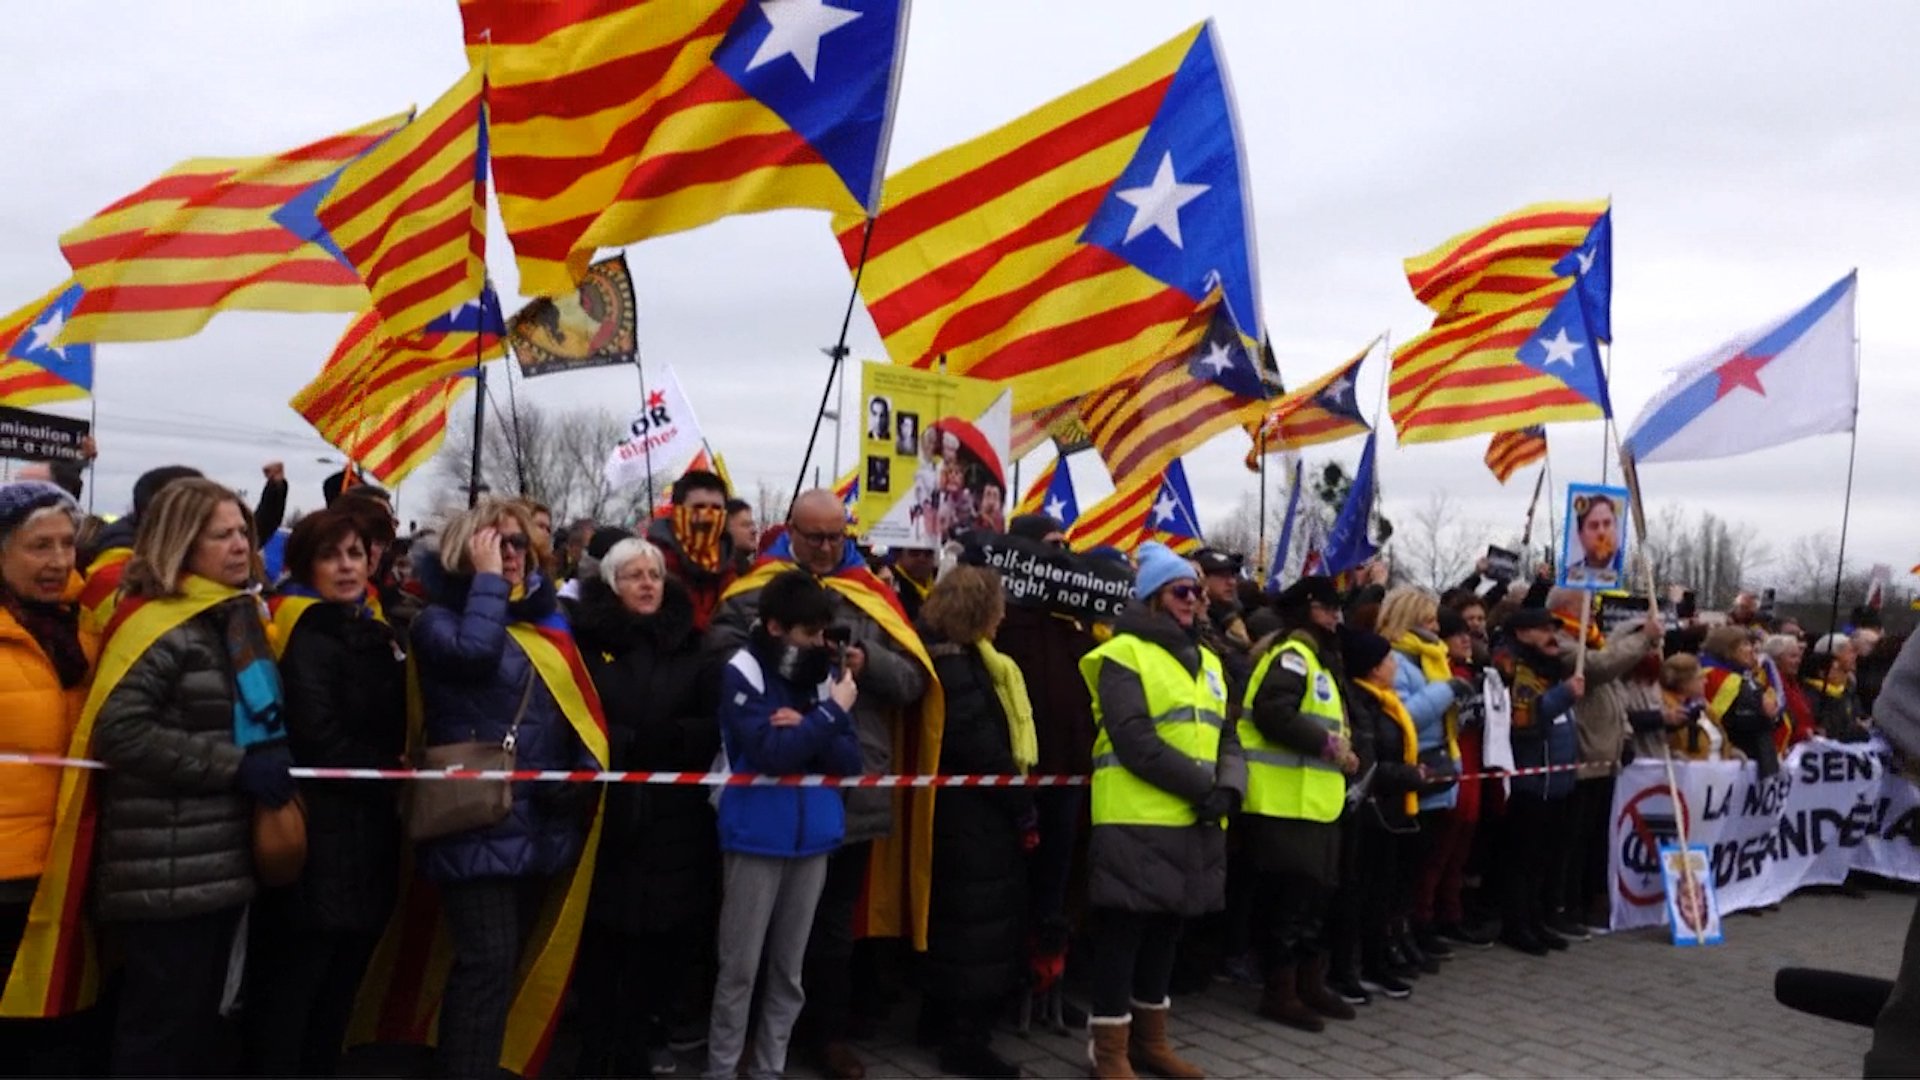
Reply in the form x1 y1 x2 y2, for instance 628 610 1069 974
1867 633 1920 1077
706 489 929 1080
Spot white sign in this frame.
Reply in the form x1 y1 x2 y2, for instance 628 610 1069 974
1609 738 1920 931
603 364 705 491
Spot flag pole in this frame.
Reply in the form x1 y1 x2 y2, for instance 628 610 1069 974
1599 341 1615 485
467 366 487 508
1825 329 1864 637
1256 425 1269 574
85 393 98 516
793 216 877 516
503 350 529 497
1520 464 1546 547
632 358 655 514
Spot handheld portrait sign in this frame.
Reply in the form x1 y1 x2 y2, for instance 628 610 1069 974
0 405 89 463
858 362 1012 550
1559 482 1630 592
1660 843 1724 946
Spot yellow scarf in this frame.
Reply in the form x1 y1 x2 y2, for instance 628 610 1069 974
1353 679 1420 818
1395 630 1460 760
976 640 1038 774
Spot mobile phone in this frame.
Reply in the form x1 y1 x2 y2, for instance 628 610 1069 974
824 625 852 670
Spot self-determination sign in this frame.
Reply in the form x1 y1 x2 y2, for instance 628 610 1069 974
1609 738 1920 930
973 536 1131 622
0 406 89 463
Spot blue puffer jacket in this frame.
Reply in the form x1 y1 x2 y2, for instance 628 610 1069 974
1496 642 1580 800
715 632 863 858
1391 648 1460 812
412 555 594 882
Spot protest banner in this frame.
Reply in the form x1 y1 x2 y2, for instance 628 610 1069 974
603 364 705 490
858 362 1012 550
1559 482 1630 591
1609 738 1920 931
971 534 1132 622
0 405 89 463
507 255 639 377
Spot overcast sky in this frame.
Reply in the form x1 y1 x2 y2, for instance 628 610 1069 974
3 1 1915 582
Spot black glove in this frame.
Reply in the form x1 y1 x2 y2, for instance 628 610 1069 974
1448 678 1477 700
1626 708 1668 736
235 745 296 808
1195 786 1241 824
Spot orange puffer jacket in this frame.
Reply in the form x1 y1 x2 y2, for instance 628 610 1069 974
0 582 94 882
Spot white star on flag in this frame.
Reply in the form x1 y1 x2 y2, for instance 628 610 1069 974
24 309 67 359
1115 151 1209 248
1197 341 1236 374
1576 248 1597 275
1537 327 1585 368
746 0 862 81
1321 373 1353 404
1043 497 1066 520
1151 491 1178 524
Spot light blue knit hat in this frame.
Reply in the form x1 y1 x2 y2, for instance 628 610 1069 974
1132 541 1194 602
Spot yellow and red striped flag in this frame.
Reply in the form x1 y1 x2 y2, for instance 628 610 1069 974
463 0 910 298
1404 199 1608 319
1010 398 1088 460
1243 337 1375 470
298 290 507 427
1080 295 1266 484
1485 425 1548 484
57 112 410 344
0 284 91 407
294 346 473 488
837 21 1263 412
1069 459 1201 555
315 65 487 337
1389 277 1610 445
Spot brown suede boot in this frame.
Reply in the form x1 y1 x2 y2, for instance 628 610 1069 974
1127 999 1204 1079
1257 963 1325 1032
1296 953 1357 1021
1087 1015 1138 1079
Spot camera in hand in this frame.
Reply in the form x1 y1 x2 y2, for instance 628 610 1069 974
824 625 852 668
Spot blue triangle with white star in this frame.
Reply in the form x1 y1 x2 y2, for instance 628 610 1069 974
6 283 93 391
1313 353 1368 423
1150 460 1204 542
1077 22 1261 343
1040 459 1080 527
1186 304 1265 400
1553 209 1611 343
1517 285 1611 416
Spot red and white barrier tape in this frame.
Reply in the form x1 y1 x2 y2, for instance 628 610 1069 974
0 753 1585 787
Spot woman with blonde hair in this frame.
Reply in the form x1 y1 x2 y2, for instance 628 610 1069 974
917 564 1032 1078
405 497 607 1078
1374 587 1464 967
86 478 293 1074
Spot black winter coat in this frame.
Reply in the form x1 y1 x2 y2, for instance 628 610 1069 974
921 635 1028 1004
1239 625 1346 884
277 601 408 932
567 577 720 935
1348 684 1423 834
90 599 254 922
992 605 1096 777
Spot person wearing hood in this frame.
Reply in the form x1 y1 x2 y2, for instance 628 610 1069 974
563 536 721 1078
1699 625 1782 777
1078 541 1246 1080
409 498 604 1079
1490 608 1586 956
648 470 736 632
1237 576 1360 1032
992 513 1098 1022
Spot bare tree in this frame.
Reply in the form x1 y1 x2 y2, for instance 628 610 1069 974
1636 507 1772 609
753 478 790 529
437 400 659 524
1391 491 1486 592
1206 492 1261 560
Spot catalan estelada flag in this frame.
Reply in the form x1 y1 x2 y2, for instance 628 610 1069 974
463 0 909 297
308 65 488 337
838 20 1262 412
1244 335 1374 469
1081 295 1268 485
1389 276 1611 445
1012 455 1079 527
1070 458 1202 555
0 283 93 406
1404 199 1609 323
1485 425 1548 484
308 373 472 487
57 112 411 344
833 468 860 524
295 288 507 429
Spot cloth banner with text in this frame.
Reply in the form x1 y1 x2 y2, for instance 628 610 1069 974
1609 738 1920 931
858 362 1012 550
603 364 705 491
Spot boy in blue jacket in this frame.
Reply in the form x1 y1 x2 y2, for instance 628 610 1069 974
707 570 863 1080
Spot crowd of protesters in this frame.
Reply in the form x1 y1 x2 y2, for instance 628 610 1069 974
0 457 1913 1080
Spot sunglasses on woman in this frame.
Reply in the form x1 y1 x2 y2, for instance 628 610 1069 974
1165 584 1202 601
498 533 531 552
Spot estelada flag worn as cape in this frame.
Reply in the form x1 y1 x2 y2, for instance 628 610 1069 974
347 604 608 1077
722 532 945 950
1 576 242 1017
76 547 132 639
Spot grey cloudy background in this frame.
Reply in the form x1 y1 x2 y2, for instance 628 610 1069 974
3 1 1915 581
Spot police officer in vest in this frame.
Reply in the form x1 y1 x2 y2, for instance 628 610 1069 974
1239 576 1361 1032
1078 542 1247 1080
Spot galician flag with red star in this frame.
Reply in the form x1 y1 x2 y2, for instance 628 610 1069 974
1624 270 1856 463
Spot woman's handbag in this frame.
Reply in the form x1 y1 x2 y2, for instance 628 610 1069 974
252 795 308 887
405 673 537 843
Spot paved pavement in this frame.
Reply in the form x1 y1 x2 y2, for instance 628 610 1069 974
825 890 1910 1079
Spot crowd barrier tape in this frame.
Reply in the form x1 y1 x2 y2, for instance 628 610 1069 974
0 753 1585 787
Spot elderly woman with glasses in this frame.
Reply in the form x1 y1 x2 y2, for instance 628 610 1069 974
410 498 602 1078
564 537 720 1077
1077 541 1246 1079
